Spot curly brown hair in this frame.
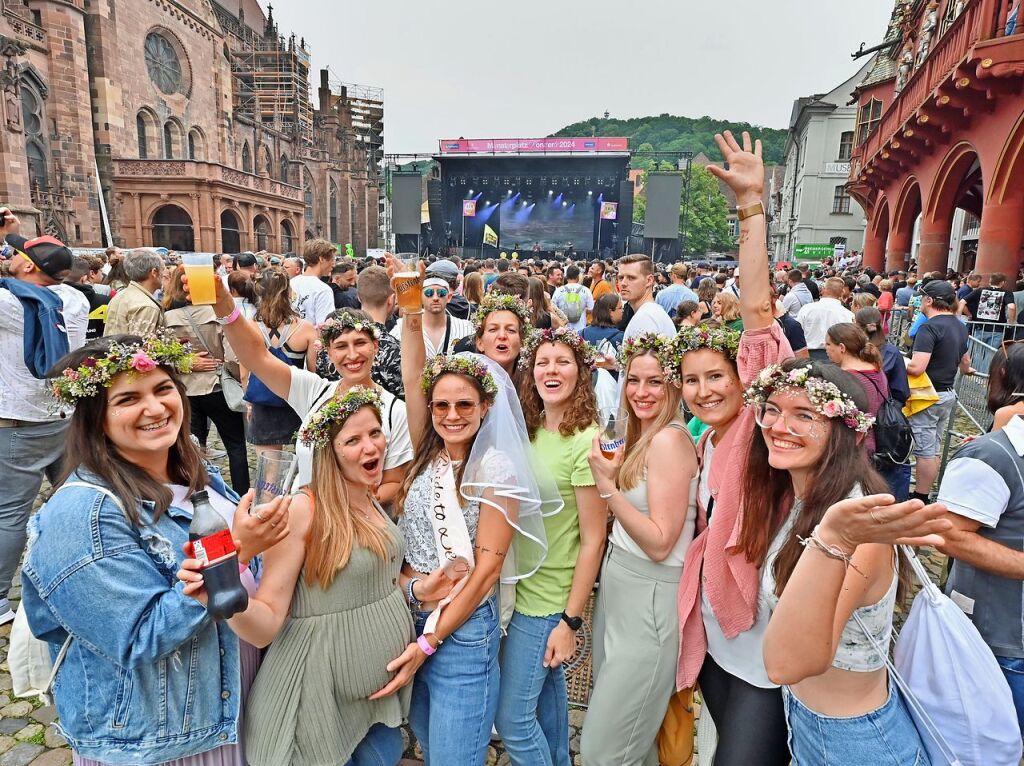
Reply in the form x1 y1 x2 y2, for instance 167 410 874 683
518 338 598 440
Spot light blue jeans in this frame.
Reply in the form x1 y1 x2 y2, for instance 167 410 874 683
782 683 930 764
410 595 501 765
343 723 403 766
494 611 570 766
996 655 1024 736
0 419 67 599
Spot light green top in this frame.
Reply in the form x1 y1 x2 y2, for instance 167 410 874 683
517 423 599 616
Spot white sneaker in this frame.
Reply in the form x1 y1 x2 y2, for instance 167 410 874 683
205 448 227 459
0 599 14 625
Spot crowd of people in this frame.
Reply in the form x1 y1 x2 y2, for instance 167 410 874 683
1 131 1021 766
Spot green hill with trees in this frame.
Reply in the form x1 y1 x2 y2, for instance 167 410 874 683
551 114 787 166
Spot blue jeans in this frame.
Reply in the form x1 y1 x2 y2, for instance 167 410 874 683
410 595 501 765
783 683 929 764
996 656 1024 736
0 420 68 598
343 723 403 766
495 611 570 766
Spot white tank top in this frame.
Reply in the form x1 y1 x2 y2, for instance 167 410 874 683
609 423 697 566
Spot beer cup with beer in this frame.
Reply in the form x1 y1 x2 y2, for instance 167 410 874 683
182 252 217 305
391 253 423 313
598 406 628 459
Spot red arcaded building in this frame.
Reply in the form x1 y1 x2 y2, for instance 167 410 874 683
848 0 1024 277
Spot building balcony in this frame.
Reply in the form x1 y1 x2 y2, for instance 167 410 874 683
849 0 1021 188
111 158 303 202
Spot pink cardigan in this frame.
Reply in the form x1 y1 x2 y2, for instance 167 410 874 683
676 322 793 690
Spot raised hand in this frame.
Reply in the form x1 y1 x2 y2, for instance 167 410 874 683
818 494 953 553
705 130 764 208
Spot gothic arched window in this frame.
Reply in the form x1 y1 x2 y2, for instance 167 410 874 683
21 85 47 193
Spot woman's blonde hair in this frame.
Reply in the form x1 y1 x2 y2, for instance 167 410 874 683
618 350 683 491
851 292 877 310
715 291 741 323
303 406 391 588
464 271 485 305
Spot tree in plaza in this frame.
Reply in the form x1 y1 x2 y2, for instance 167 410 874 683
630 166 731 256
682 164 732 256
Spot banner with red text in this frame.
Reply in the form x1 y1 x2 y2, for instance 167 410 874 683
440 137 629 154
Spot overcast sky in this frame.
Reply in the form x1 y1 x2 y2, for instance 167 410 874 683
267 0 896 154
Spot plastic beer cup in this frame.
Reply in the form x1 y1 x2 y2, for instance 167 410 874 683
392 254 422 313
182 253 217 305
599 406 628 459
253 449 297 508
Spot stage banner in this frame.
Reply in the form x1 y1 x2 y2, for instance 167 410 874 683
440 137 629 154
463 200 477 217
600 202 619 220
483 224 498 247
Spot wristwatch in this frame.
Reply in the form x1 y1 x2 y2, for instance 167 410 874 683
736 200 766 221
560 612 583 632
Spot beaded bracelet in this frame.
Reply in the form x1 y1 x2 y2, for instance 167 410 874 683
405 576 423 609
796 525 867 578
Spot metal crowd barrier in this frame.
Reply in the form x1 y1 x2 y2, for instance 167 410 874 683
938 334 997 478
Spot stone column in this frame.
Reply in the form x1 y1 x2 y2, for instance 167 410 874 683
916 213 953 276
885 227 913 272
975 197 1024 279
862 224 886 272
132 192 143 246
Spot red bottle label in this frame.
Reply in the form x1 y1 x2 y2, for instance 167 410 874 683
192 529 236 567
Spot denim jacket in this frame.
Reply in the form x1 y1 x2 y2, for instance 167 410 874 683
20 466 242 765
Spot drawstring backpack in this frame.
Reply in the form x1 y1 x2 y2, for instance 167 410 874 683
854 545 1021 766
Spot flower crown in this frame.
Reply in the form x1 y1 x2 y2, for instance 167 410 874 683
299 385 382 449
743 364 876 433
675 325 741 361
518 327 598 371
618 333 681 383
472 293 533 331
421 354 498 402
50 334 196 405
316 310 380 350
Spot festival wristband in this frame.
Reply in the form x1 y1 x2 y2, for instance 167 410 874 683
417 634 440 656
216 306 241 325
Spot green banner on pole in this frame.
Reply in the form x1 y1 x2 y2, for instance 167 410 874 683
793 243 835 260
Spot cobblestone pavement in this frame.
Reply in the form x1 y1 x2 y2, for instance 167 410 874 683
0 435 951 766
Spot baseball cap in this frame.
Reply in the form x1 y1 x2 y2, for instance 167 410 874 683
6 234 73 279
920 279 956 302
426 259 459 281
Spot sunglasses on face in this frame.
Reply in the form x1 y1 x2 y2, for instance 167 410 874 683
423 288 449 298
428 399 480 416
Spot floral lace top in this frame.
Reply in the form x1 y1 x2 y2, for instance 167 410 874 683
398 449 515 573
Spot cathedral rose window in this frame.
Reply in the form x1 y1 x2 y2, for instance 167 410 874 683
145 32 183 94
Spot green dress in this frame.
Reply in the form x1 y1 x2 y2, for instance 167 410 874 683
245 505 414 766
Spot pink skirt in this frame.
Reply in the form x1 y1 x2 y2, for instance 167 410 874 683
72 641 261 766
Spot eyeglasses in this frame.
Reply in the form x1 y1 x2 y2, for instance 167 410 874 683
753 403 823 438
428 399 480 417
423 288 449 298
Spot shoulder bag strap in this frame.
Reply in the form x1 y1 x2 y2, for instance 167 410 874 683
183 309 221 361
42 482 126 690
849 545 959 763
441 314 453 355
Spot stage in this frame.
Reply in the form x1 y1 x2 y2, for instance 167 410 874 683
432 137 632 259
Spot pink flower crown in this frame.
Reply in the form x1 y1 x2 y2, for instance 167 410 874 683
50 333 196 405
743 364 876 433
